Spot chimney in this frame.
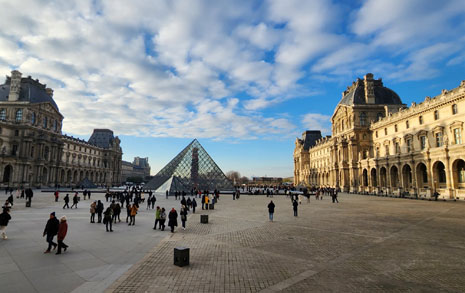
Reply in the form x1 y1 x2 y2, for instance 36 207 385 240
8 70 22 101
46 88 54 97
364 73 375 104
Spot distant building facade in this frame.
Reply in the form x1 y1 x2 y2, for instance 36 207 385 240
121 157 151 182
252 177 283 185
0 70 122 187
294 73 465 199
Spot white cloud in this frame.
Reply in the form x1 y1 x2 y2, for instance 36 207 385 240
0 0 464 143
301 113 331 135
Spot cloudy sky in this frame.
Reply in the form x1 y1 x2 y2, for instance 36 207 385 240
1 0 465 177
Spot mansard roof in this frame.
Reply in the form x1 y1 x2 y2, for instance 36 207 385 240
0 75 60 111
338 75 403 106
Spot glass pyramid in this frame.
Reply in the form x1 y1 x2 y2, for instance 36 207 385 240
145 139 234 193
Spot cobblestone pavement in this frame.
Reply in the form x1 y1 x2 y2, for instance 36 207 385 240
107 194 465 293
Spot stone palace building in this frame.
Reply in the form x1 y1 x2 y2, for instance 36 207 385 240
294 73 465 199
0 70 123 188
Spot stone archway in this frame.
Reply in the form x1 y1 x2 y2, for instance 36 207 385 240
432 161 447 189
67 170 72 184
402 164 412 189
3 165 12 183
416 163 428 189
452 159 465 189
371 168 377 187
390 166 399 188
362 169 368 187
380 167 387 187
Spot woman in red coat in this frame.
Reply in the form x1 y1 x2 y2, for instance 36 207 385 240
56 216 69 255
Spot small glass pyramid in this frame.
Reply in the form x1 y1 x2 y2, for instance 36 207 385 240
145 139 234 193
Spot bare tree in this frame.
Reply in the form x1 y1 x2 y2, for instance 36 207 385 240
226 171 241 184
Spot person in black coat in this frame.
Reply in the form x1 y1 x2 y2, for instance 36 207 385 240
43 212 59 253
268 200 275 221
96 200 104 223
0 208 12 239
292 200 298 217
168 208 178 233
180 206 188 230
192 198 197 213
63 194 70 209
71 193 79 209
25 188 33 204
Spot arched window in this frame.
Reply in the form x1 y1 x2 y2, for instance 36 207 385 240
0 109 6 121
452 104 458 115
15 109 22 122
360 112 367 126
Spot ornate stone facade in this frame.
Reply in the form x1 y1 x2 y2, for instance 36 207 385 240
294 74 465 199
0 71 122 188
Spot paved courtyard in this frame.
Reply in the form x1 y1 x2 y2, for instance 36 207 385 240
108 193 465 293
2 191 465 292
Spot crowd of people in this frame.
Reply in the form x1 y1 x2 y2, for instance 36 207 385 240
1 185 340 256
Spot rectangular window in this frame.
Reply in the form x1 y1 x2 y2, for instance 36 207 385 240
435 132 443 147
454 128 462 145
419 116 423 125
420 136 426 150
434 110 439 120
12 145 18 156
406 120 409 129
452 104 458 115
385 145 389 156
0 109 6 120
384 128 387 135
395 142 400 153
395 124 398 132
407 139 412 152
375 131 378 138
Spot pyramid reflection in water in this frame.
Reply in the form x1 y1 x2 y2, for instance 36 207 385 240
145 139 234 194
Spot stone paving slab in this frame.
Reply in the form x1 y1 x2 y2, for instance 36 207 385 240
0 190 183 293
108 194 465 293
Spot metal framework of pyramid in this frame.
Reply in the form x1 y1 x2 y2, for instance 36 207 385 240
145 139 234 193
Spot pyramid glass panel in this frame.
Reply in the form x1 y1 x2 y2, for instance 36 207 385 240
145 139 234 193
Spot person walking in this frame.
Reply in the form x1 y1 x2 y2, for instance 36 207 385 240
168 208 178 233
160 208 166 231
150 195 156 209
96 200 104 223
103 207 113 232
146 195 152 210
180 205 188 230
128 203 138 226
292 199 298 217
192 198 197 213
0 208 11 239
114 202 121 222
7 193 13 206
153 206 161 230
268 200 275 222
205 194 209 210
201 194 205 210
70 193 79 209
54 190 59 202
90 201 96 223
56 216 68 255
43 212 59 253
63 194 70 209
